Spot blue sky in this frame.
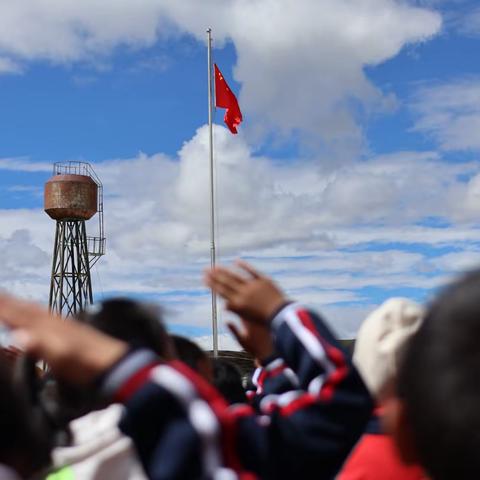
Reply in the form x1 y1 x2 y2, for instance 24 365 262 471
2 0 480 347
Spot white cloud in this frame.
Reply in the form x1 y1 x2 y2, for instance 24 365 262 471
195 333 242 352
157 0 441 150
6 185 43 196
89 127 480 276
0 1 165 63
73 134 480 332
0 225 51 300
0 1 441 152
316 303 378 338
431 250 480 272
456 6 480 37
411 78 480 151
0 57 22 74
194 303 384 343
0 157 52 172
3 125 480 337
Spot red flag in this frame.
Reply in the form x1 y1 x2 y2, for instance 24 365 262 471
214 64 243 134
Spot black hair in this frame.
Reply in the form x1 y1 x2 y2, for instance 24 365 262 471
0 354 53 476
171 335 209 372
213 358 247 405
77 298 174 359
398 269 480 480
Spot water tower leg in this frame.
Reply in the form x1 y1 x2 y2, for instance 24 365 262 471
48 220 93 317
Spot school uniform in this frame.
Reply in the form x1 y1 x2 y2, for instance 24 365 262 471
101 303 374 479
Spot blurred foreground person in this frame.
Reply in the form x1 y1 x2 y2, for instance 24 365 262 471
205 261 373 478
391 269 480 480
48 298 174 480
0 353 52 479
0 261 372 479
338 298 426 480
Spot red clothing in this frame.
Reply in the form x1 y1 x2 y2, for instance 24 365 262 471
338 433 426 480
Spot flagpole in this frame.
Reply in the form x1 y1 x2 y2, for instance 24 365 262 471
207 28 219 357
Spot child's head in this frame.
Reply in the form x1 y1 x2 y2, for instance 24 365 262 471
171 335 213 383
353 297 424 400
47 298 175 425
213 358 247 405
394 269 480 479
77 298 175 359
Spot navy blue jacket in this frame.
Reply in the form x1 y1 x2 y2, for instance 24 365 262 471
102 303 373 479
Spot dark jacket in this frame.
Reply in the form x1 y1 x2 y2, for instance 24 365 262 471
101 303 373 479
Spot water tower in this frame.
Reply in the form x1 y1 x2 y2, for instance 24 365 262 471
44 162 105 317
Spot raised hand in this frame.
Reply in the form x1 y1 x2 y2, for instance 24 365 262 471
227 320 274 363
0 294 128 384
204 260 288 325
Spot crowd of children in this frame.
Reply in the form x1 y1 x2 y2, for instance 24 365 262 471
0 260 478 479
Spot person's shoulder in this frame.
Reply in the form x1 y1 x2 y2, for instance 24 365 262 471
338 434 425 480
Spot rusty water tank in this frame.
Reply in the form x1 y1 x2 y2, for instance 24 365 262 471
44 174 98 221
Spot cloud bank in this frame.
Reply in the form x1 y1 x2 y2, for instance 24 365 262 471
0 1 441 151
411 78 480 152
2 124 480 344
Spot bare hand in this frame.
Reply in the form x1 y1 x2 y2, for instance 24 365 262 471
227 320 274 363
204 260 287 325
0 294 128 385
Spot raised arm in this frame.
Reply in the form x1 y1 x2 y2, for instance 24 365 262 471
205 262 373 479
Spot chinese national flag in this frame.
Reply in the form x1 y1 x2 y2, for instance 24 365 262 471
214 64 243 134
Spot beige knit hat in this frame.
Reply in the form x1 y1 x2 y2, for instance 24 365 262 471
353 298 424 399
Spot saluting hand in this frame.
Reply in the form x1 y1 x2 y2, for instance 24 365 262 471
0 294 128 385
204 260 287 325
